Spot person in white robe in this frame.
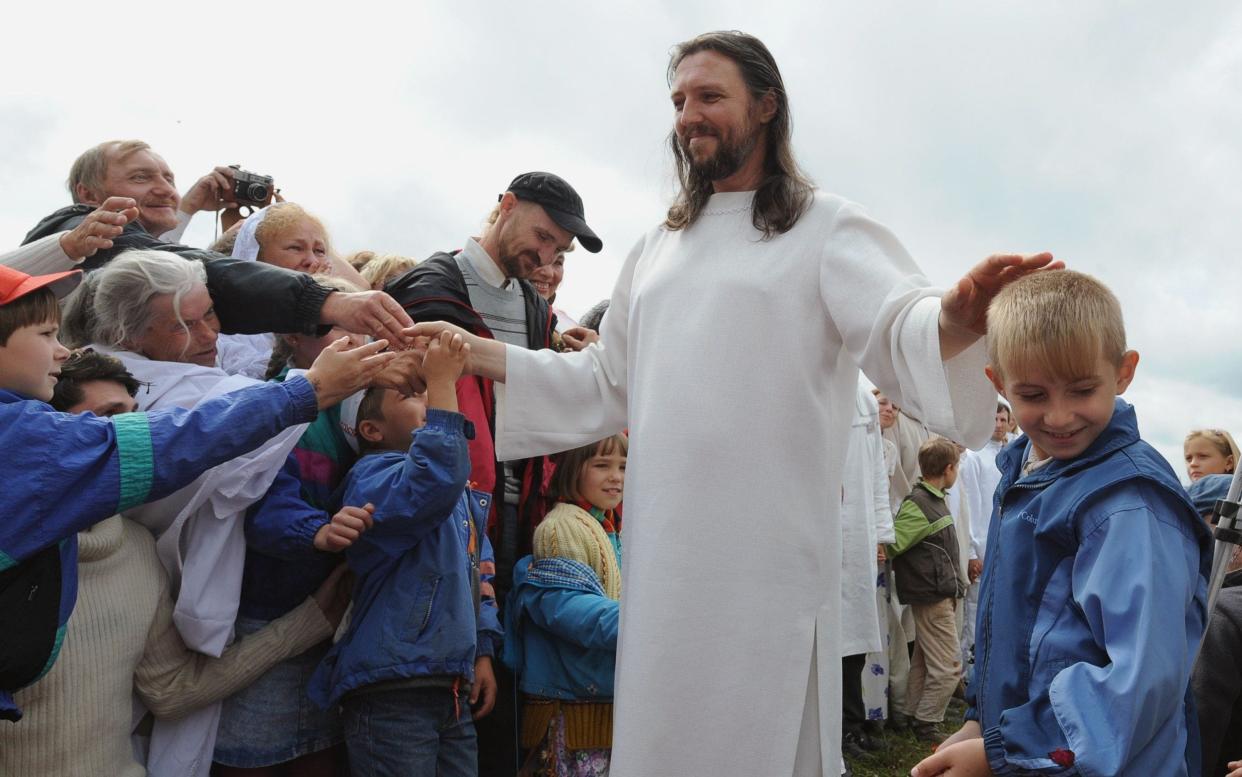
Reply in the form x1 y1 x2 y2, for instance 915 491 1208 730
412 31 1057 777
956 402 1012 680
840 384 893 756
874 394 928 727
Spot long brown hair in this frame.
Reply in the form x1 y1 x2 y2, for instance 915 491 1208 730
664 31 814 238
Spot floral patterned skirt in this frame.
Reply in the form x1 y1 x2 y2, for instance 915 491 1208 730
521 704 611 777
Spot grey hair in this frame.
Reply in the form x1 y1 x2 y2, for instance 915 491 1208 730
87 249 207 352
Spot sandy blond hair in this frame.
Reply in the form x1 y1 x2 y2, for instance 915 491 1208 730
359 254 418 290
987 270 1126 382
69 139 151 203
254 202 331 257
1185 429 1240 472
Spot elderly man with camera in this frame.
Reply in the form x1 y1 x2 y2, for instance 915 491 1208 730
16 139 414 347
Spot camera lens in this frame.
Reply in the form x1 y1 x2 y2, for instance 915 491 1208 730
246 183 270 202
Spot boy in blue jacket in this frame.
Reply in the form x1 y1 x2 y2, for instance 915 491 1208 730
0 263 397 721
309 330 503 777
913 270 1211 777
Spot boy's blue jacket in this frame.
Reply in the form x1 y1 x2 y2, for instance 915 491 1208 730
239 454 338 620
309 409 503 708
967 399 1212 776
0 379 319 720
503 555 619 701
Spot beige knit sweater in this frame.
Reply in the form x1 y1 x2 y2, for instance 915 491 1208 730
0 516 334 777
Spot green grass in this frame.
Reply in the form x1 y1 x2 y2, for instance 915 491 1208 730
847 700 967 777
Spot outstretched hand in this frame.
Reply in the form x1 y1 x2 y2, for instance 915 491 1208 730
320 291 415 347
60 197 140 260
304 337 396 409
939 253 1062 359
404 321 508 382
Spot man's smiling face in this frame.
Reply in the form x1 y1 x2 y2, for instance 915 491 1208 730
97 148 182 236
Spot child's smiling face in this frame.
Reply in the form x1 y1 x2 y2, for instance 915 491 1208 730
578 450 626 511
987 350 1139 461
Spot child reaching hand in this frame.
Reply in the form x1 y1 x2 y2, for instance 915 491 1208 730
913 271 1211 777
309 331 502 777
505 435 626 776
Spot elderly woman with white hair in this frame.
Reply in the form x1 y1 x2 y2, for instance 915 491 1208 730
64 249 378 777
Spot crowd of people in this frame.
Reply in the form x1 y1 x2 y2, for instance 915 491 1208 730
2 28 1241 777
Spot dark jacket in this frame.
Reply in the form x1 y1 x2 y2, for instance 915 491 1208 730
965 400 1211 776
1193 574 1242 776
23 205 331 335
889 480 963 604
384 251 555 586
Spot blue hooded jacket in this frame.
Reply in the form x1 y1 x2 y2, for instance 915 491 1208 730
309 409 503 707
0 379 318 720
503 555 619 701
967 399 1212 776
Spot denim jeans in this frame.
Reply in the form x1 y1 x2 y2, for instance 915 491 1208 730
341 685 476 777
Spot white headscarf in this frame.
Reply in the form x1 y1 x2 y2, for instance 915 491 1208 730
230 206 272 262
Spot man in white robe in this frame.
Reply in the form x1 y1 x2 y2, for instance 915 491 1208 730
957 402 1013 678
414 31 1056 777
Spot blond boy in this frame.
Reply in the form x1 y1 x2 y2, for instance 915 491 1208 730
914 271 1212 776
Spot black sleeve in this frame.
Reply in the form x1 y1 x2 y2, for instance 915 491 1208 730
201 256 332 336
82 222 332 336
1192 591 1242 773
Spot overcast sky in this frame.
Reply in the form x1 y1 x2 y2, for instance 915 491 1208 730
3 1 1240 476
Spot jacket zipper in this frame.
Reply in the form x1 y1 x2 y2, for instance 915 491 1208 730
977 478 1049 721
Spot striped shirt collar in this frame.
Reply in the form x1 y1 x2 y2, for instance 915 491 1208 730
461 237 512 290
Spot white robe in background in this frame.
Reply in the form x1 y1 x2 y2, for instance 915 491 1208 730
960 438 1006 562
495 190 995 776
840 384 892 658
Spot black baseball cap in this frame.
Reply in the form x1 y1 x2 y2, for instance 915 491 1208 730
503 172 603 253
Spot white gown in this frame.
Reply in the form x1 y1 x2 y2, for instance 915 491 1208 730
495 190 995 776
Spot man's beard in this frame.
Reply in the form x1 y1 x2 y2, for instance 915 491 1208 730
681 117 761 182
498 246 539 280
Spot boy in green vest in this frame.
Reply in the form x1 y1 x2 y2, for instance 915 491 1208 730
888 437 966 743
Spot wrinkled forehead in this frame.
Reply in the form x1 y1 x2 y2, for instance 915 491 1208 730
107 146 172 176
149 282 211 320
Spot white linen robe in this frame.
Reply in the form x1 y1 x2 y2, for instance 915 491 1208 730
495 190 995 776
840 384 893 658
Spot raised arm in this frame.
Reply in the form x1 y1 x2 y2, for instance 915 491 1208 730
0 340 393 566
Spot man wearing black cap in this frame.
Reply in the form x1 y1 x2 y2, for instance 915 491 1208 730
384 171 601 776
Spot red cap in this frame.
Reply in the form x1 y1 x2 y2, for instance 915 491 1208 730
0 265 82 306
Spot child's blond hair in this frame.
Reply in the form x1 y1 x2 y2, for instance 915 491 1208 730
359 254 418 290
1185 429 1240 472
987 270 1126 382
